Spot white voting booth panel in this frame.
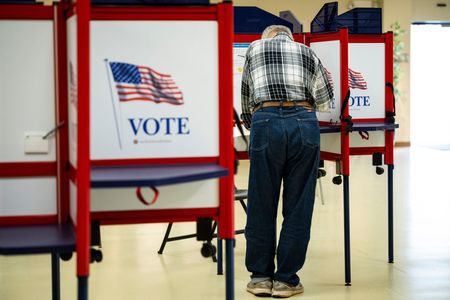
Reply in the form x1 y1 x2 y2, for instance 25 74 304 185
310 40 342 124
69 181 77 225
0 20 57 217
348 43 385 120
348 42 386 148
233 43 249 118
0 20 56 162
68 19 221 217
321 131 385 154
0 178 57 216
310 40 343 154
233 43 250 151
312 37 387 150
91 179 219 212
90 21 219 159
67 16 78 167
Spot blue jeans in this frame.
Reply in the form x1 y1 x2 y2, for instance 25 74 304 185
245 106 320 286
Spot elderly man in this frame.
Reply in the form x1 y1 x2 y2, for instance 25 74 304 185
241 25 333 298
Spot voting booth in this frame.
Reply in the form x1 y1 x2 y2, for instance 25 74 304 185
1 1 235 299
0 3 75 299
233 3 398 286
66 1 235 299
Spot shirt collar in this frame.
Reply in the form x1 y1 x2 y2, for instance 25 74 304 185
272 32 293 41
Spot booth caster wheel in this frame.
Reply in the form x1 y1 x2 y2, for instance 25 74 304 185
376 166 384 175
60 252 73 261
332 176 342 185
201 242 217 259
90 248 103 263
317 169 326 178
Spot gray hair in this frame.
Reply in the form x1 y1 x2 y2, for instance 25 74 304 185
261 25 293 39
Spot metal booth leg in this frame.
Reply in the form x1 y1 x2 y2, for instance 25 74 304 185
225 239 234 300
343 175 351 286
78 276 88 300
217 222 224 275
158 223 173 254
51 253 60 300
388 164 394 263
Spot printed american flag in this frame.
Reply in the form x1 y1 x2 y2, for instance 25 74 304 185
348 68 367 90
324 67 334 90
109 62 184 105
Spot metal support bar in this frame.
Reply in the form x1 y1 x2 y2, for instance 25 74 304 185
217 227 223 275
225 239 234 300
78 276 88 300
51 253 60 300
343 175 351 286
157 223 173 254
388 164 394 263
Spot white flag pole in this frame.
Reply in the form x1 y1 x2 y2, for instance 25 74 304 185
104 59 123 149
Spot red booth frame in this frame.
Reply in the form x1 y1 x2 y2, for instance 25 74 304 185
65 1 235 299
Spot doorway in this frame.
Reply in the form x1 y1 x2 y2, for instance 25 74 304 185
411 23 450 148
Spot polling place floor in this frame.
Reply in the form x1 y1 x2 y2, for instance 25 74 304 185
1 147 450 300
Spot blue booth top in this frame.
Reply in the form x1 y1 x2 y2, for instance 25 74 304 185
311 1 381 34
234 6 294 35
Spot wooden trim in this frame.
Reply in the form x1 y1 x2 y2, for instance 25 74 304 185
395 141 410 147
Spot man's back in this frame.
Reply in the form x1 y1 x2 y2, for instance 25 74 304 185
245 32 317 101
241 31 332 129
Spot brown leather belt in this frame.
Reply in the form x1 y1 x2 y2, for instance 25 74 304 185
253 101 313 113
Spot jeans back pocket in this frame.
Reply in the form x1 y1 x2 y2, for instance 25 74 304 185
250 119 270 152
297 118 319 149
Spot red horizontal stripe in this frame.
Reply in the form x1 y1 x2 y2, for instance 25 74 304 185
349 35 386 43
234 34 261 43
118 91 183 99
118 93 183 102
352 118 386 122
0 162 56 178
320 151 342 161
138 67 171 78
118 95 183 103
91 6 218 21
141 78 176 86
91 157 219 166
117 88 182 95
118 97 184 104
0 215 58 226
140 77 174 84
0 5 53 19
350 147 385 156
116 83 181 91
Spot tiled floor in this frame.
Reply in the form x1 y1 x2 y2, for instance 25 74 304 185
1 147 450 299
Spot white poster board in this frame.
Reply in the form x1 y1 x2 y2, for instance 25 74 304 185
0 178 57 216
91 179 219 211
310 40 341 124
67 16 78 166
348 43 385 119
233 43 250 117
90 21 219 160
0 20 56 162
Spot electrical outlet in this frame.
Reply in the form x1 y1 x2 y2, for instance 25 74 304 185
24 134 49 154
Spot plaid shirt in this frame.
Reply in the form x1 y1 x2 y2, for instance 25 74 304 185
240 32 333 129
